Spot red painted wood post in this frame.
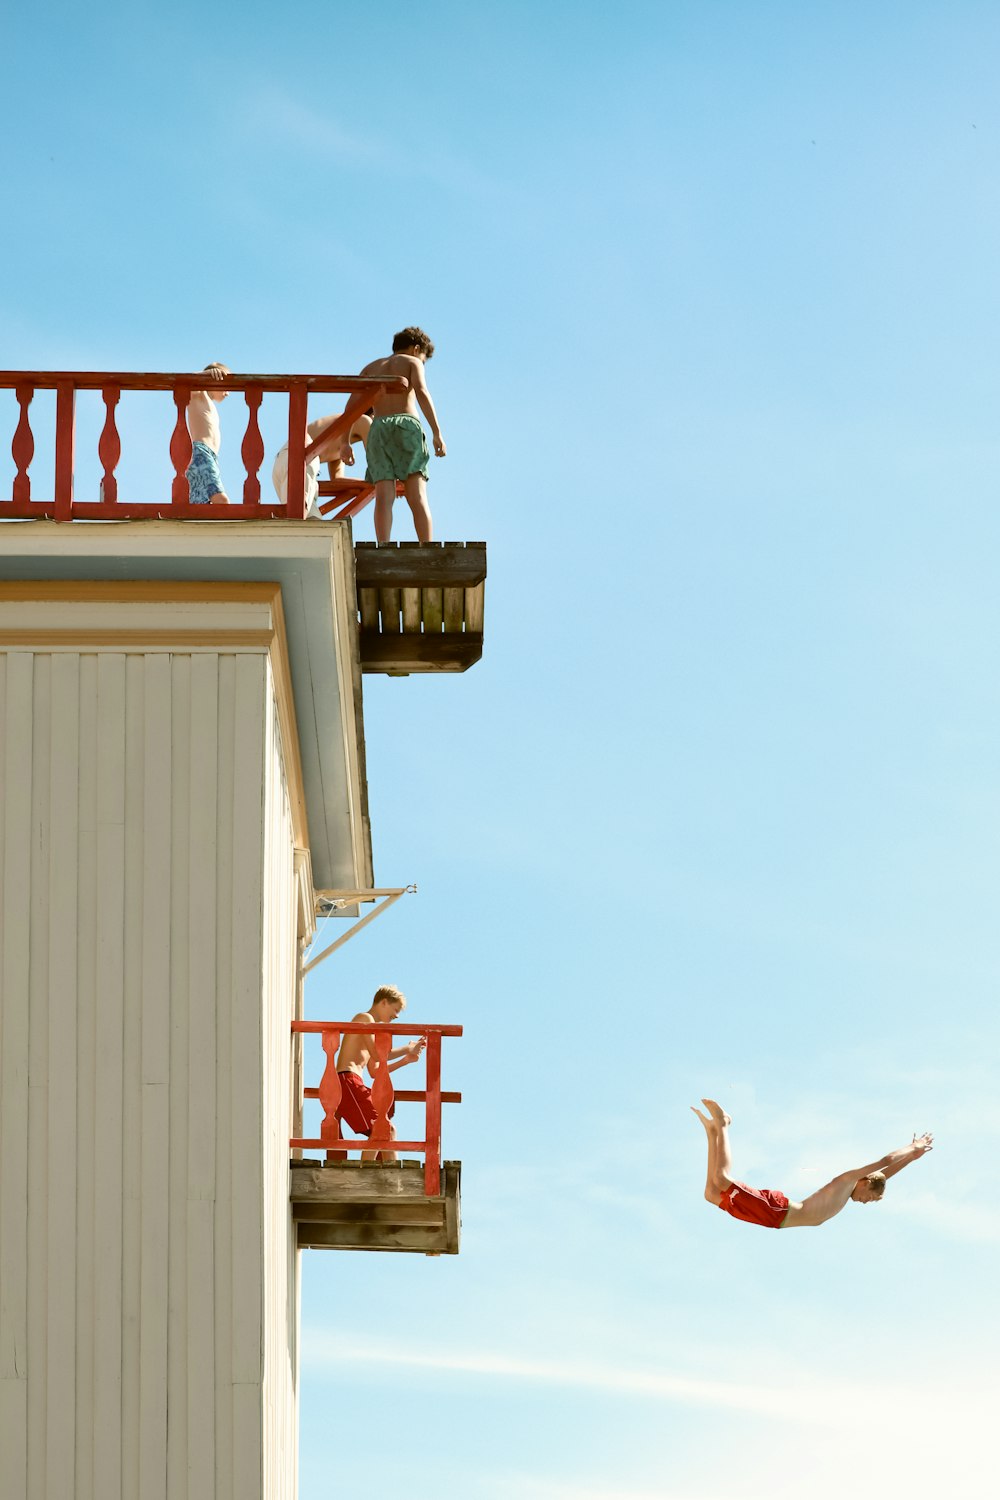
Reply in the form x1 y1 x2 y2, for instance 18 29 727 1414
318 1028 344 1162
424 1032 442 1196
54 381 75 519
285 385 308 519
98 386 121 505
369 1030 394 1149
241 385 264 505
11 386 34 504
170 385 192 504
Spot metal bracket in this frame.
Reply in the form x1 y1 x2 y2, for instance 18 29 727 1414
303 885 416 975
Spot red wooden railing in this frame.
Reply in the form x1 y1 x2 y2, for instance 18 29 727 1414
0 370 407 521
290 1020 462 1196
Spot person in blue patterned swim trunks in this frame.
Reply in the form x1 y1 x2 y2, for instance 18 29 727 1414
358 328 446 542
185 362 230 504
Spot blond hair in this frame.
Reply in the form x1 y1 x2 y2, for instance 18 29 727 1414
372 984 406 1010
863 1172 886 1199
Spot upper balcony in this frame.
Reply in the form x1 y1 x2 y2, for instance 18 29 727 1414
0 369 486 674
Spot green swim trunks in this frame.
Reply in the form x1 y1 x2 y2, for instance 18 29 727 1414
365 414 430 484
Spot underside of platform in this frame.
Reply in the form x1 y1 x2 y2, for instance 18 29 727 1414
291 1159 461 1254
355 542 486 674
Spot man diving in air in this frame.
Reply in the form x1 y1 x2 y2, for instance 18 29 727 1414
692 1099 933 1229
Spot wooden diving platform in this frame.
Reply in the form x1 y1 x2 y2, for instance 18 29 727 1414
291 1159 461 1255
355 541 486 675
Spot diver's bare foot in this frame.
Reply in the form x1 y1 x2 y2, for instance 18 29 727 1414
701 1099 731 1127
690 1105 712 1128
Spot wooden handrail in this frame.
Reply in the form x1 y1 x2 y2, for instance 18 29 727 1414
0 368 407 521
291 1019 462 1196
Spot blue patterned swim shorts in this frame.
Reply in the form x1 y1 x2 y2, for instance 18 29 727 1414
186 440 225 504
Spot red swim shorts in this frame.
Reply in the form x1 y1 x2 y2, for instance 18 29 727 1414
335 1071 394 1138
718 1180 789 1229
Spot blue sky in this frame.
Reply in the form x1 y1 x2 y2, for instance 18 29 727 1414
4 3 1000 1497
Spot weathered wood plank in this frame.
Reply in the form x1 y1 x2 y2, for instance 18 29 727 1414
421 587 443 633
378 587 401 633
290 1162 434 1200
465 582 485 633
360 632 484 674
354 541 487 587
443 587 464 632
297 1222 449 1252
358 586 379 630
444 1161 461 1255
400 587 421 633
292 1200 445 1226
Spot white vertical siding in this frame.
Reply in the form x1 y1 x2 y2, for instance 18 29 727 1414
262 677 299 1500
0 644 302 1500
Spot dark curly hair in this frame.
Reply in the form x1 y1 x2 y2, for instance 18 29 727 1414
392 327 435 357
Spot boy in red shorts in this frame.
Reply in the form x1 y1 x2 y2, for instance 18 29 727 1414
334 985 425 1162
692 1098 932 1229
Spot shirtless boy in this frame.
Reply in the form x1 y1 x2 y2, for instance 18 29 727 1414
185 362 230 504
272 410 371 518
334 984 425 1162
692 1098 933 1229
358 327 446 543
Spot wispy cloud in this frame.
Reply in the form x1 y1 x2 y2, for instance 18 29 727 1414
480 1481 707 1500
302 1332 997 1432
245 86 384 163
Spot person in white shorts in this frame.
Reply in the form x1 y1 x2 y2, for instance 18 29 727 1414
272 410 371 518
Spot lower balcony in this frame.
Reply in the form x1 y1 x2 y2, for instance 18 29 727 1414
290 1018 462 1256
291 1159 460 1254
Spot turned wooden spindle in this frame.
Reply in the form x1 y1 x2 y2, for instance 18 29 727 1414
169 386 192 503
241 385 265 505
11 385 34 504
98 386 121 505
318 1029 344 1162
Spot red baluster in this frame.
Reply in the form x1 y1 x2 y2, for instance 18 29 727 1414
318 1029 344 1162
241 385 264 505
54 382 75 519
11 385 34 504
424 1032 442 1196
285 385 308 519
369 1030 393 1148
98 386 121 505
170 385 192 504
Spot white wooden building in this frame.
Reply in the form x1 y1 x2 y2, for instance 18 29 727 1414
0 521 376 1500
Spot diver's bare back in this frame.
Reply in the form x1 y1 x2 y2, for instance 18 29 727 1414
359 353 423 416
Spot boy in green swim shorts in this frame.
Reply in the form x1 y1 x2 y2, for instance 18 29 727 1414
358 327 446 542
